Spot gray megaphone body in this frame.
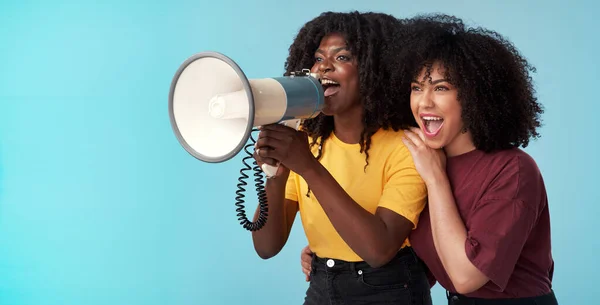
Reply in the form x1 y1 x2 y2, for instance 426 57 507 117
168 51 324 231
168 51 324 176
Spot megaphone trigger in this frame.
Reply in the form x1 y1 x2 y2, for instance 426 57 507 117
262 163 280 178
169 51 325 231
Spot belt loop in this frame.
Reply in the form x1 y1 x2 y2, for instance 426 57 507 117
350 261 361 278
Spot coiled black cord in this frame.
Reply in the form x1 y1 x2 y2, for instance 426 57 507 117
235 128 268 231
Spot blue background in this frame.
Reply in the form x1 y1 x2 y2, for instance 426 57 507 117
0 0 597 304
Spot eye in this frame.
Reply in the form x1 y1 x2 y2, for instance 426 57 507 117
435 85 449 91
314 56 323 62
337 55 351 61
411 85 422 91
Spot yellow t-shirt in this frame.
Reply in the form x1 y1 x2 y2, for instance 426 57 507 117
285 128 427 262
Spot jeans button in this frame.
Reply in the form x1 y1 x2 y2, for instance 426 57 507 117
326 259 335 267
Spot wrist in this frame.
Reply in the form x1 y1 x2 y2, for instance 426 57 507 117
298 158 323 182
267 172 289 185
425 171 450 188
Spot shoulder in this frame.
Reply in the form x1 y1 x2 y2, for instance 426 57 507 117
373 129 413 161
377 128 409 143
484 148 543 183
481 148 547 209
372 129 410 151
369 129 421 177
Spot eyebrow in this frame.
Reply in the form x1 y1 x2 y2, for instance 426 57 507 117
411 78 451 85
315 47 349 55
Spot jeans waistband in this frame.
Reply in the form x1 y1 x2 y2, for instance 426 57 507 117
312 246 415 273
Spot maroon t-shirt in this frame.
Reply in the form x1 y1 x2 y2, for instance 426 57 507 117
410 148 554 298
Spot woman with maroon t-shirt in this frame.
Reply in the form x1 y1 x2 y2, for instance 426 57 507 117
300 14 558 304
398 15 558 304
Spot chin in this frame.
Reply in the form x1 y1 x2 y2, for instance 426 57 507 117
320 100 336 116
423 138 445 150
321 107 335 116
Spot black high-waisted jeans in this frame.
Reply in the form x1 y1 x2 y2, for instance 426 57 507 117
304 246 432 305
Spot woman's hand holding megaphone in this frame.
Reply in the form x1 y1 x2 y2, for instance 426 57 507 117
253 128 289 179
253 146 290 179
254 123 319 178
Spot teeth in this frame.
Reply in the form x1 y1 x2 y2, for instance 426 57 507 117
321 79 339 85
422 116 443 121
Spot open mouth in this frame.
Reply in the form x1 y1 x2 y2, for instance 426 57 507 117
421 115 444 137
321 78 340 97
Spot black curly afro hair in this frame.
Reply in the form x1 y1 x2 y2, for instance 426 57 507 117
283 11 418 168
400 14 544 152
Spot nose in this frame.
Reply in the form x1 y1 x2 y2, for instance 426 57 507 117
317 59 333 74
417 89 435 109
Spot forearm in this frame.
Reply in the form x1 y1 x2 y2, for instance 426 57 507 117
251 176 294 259
302 160 405 267
427 177 486 292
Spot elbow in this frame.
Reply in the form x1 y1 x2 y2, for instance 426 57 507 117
363 247 399 268
254 246 281 259
256 251 275 260
254 247 280 260
252 231 288 260
454 283 478 295
451 276 487 295
365 258 387 269
252 238 284 260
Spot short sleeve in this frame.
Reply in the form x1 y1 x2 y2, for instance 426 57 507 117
464 156 543 291
284 172 299 202
377 143 428 228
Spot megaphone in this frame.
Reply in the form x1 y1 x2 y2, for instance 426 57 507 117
168 51 324 231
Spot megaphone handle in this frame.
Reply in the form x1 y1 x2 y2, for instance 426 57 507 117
261 118 302 179
262 163 280 178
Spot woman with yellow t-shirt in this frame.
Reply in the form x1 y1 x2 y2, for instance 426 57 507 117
251 11 432 305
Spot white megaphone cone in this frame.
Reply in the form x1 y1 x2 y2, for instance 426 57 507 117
168 51 324 231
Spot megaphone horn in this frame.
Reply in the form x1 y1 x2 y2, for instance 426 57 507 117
168 51 325 231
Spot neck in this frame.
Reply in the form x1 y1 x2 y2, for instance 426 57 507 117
332 107 364 144
443 132 477 157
